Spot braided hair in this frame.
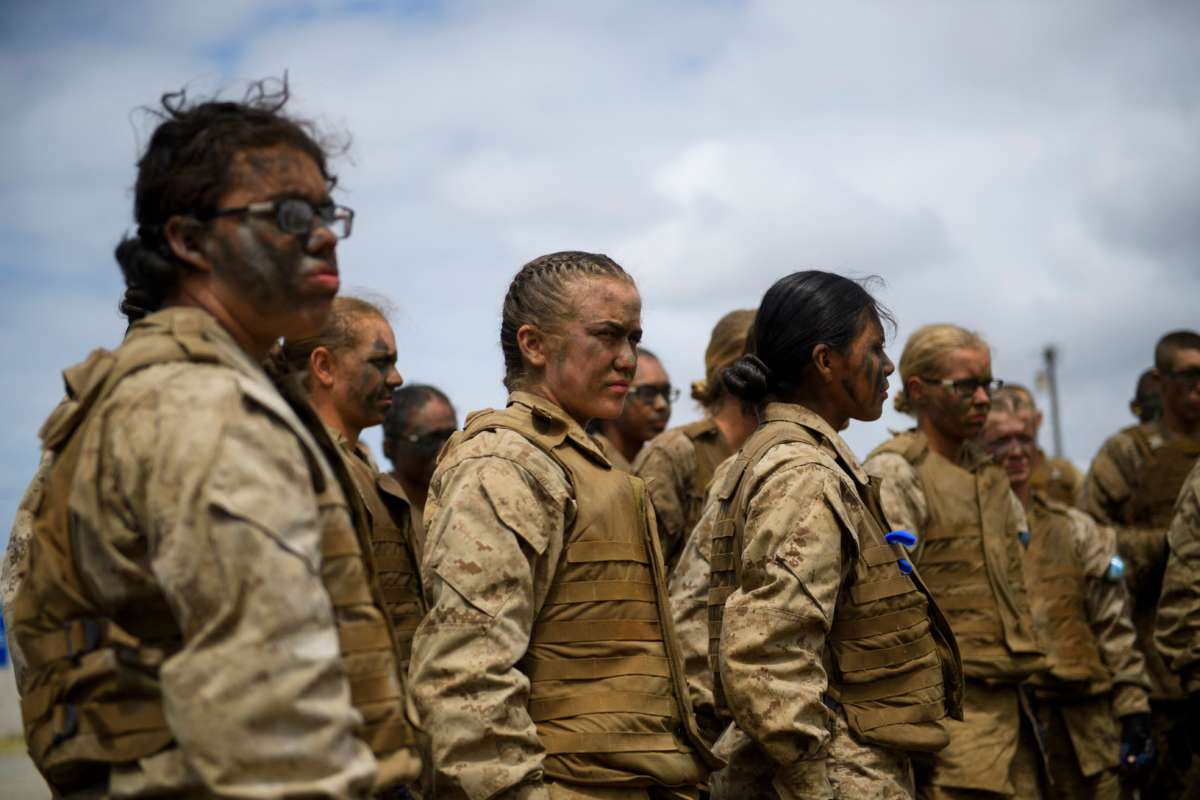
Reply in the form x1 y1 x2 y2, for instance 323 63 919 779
115 77 336 325
500 251 636 392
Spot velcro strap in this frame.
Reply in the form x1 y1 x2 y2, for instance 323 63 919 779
846 698 945 732
326 577 375 607
707 585 736 606
837 664 944 704
838 634 935 672
710 553 738 571
850 575 916 604
525 655 671 682
348 671 402 706
529 691 675 721
539 731 681 755
832 607 927 639
933 592 996 611
919 540 983 564
860 543 900 567
338 623 390 654
567 541 648 564
532 619 661 643
544 579 657 605
373 556 416 574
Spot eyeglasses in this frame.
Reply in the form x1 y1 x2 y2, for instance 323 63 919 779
919 377 1004 399
985 433 1034 456
396 428 456 450
1164 368 1200 386
630 384 680 404
205 197 354 240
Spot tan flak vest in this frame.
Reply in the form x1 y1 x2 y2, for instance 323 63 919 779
337 439 426 675
673 419 733 566
452 397 718 786
1124 424 1200 528
870 431 1044 682
707 408 964 753
1024 493 1111 698
9 310 418 794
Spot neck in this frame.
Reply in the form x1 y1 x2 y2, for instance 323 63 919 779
597 421 642 463
172 285 273 363
1163 408 1200 439
311 392 360 445
790 387 848 433
916 416 963 462
711 395 758 451
393 473 429 514
1012 480 1032 510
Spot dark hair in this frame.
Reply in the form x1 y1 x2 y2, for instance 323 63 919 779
1155 330 1200 372
116 77 337 324
500 251 635 392
722 271 894 406
383 384 455 439
277 295 386 387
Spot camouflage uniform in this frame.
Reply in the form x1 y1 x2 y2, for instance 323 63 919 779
711 405 963 800
410 393 713 800
1080 421 1200 797
1 449 51 684
1025 494 1150 800
1029 449 1082 508
1158 459 1200 697
666 455 737 746
8 308 382 798
633 420 734 571
866 433 1044 798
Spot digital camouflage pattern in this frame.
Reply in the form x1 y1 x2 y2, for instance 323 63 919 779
10 308 377 797
633 419 733 570
1157 458 1200 692
0 449 51 683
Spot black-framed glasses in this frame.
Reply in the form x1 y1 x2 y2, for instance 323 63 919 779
630 384 680 404
984 432 1035 456
205 198 354 240
919 377 1004 399
1164 368 1200 386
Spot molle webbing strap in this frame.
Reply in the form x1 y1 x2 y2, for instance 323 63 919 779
338 623 390 654
325 576 376 607
837 635 936 672
846 699 946 733
932 592 999 611
530 692 676 721
539 732 681 755
567 541 648 564
524 655 672 682
347 672 402 708
26 701 169 763
532 620 663 643
831 606 928 639
543 579 657 604
836 664 944 704
362 717 419 752
850 575 917 604
373 555 418 574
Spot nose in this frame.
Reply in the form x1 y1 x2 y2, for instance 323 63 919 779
387 366 403 390
883 353 896 377
652 392 668 412
615 342 637 373
306 222 338 255
972 384 992 406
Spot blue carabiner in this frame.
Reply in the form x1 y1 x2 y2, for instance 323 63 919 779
885 530 917 548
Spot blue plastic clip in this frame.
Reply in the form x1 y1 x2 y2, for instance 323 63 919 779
1018 530 1031 548
897 559 914 575
885 530 917 548
1106 555 1126 582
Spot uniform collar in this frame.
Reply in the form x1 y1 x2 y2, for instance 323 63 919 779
131 306 272 388
507 391 609 464
761 401 870 485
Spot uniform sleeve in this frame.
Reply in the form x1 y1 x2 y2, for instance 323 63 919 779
633 437 692 566
1156 463 1200 692
668 485 721 745
1079 434 1166 597
865 452 929 561
2 449 53 686
75 370 375 798
719 462 849 796
409 437 570 800
1067 510 1151 715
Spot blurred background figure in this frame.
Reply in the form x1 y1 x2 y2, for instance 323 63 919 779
592 347 674 469
981 388 1153 799
1079 329 1200 798
1008 383 1083 507
383 383 458 535
633 309 757 569
1131 369 1164 424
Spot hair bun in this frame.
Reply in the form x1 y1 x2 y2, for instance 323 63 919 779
722 353 771 405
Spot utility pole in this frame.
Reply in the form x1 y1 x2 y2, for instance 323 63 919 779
1042 345 1064 459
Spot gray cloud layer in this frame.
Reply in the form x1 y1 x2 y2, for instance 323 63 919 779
2 1 1198 541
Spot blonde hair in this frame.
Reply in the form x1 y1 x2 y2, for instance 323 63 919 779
691 308 755 410
894 323 989 415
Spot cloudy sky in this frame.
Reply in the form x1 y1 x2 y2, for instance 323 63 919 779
2 1 1198 545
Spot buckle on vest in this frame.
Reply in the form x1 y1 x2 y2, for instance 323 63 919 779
66 619 104 661
51 703 79 746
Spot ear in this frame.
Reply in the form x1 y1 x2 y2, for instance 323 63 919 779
517 323 549 370
164 215 212 272
309 346 337 389
1151 367 1167 393
810 343 836 384
906 375 927 406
